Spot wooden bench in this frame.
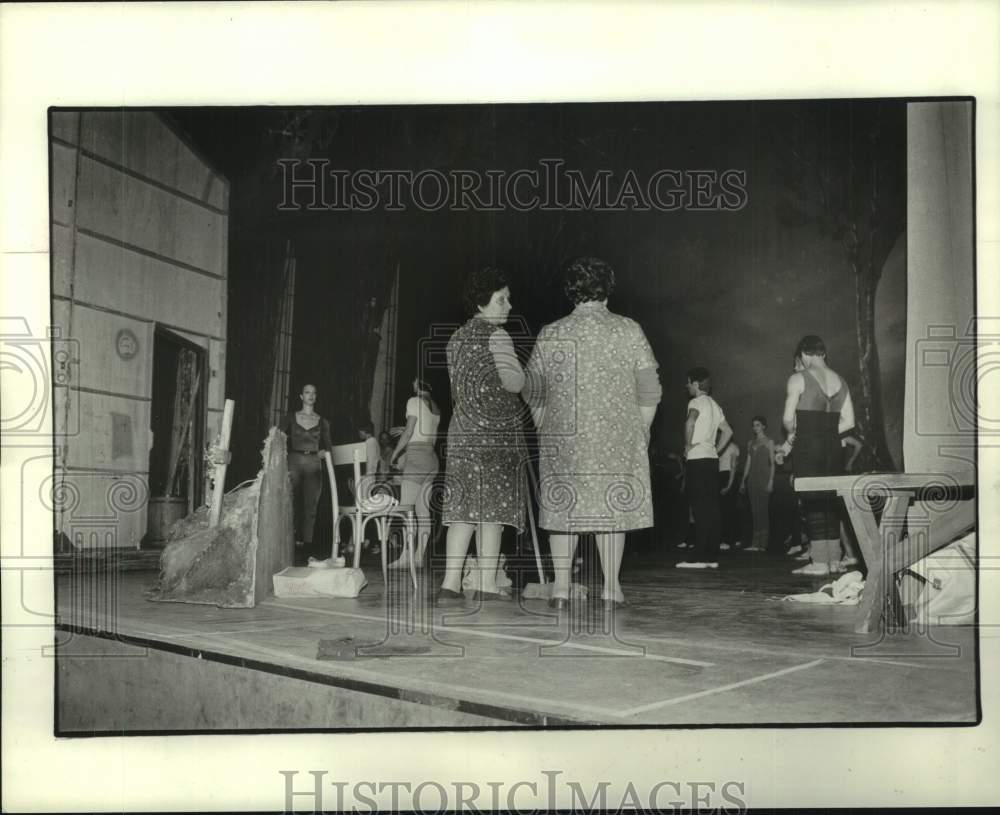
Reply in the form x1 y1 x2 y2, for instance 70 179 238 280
794 472 975 633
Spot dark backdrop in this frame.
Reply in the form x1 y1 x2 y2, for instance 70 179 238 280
172 101 905 488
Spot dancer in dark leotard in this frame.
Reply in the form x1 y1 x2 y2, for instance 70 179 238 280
781 336 856 576
740 415 774 552
283 384 333 550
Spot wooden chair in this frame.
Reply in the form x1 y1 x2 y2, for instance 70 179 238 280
795 471 975 633
324 441 418 591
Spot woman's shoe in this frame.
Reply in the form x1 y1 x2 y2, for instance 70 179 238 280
473 589 513 601
601 589 627 609
435 588 465 607
387 550 411 570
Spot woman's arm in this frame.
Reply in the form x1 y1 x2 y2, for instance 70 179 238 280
782 374 804 439
488 328 526 393
319 418 332 459
524 337 546 429
716 419 733 455
635 366 661 432
391 416 417 464
684 408 699 457
740 442 752 490
842 434 862 471
281 414 294 452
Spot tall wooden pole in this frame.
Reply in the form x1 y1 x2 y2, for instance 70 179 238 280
209 399 235 527
325 453 341 562
525 463 546 585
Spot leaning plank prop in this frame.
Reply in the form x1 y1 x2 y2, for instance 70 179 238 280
149 401 296 608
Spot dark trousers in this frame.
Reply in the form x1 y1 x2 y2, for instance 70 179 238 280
686 458 722 561
718 472 739 544
288 451 323 544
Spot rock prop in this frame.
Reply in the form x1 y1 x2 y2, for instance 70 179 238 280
149 427 294 608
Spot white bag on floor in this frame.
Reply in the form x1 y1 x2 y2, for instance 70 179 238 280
902 532 976 626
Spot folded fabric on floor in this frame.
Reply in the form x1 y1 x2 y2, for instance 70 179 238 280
782 570 864 604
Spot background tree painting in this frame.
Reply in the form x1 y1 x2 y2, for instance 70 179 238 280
774 101 906 470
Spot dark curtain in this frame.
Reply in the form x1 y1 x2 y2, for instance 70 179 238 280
288 236 395 445
224 233 289 486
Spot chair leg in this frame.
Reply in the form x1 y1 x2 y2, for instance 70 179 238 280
353 514 362 570
406 512 418 592
375 517 387 584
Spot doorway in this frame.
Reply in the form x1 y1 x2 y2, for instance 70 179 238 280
146 327 208 543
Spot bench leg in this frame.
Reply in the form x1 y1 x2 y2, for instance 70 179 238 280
844 502 884 634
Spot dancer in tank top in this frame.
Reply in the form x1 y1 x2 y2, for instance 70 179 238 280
781 335 856 576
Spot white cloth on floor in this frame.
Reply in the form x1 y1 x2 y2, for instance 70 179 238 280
783 570 864 604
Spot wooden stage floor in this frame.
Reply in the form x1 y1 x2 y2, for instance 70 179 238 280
54 547 979 730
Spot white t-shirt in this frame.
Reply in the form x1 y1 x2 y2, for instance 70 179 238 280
406 396 441 444
686 394 725 460
718 442 739 472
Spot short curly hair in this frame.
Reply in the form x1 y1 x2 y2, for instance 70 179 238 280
795 334 827 360
563 256 616 305
463 266 509 315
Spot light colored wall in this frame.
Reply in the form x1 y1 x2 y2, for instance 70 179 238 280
51 111 229 548
904 101 975 475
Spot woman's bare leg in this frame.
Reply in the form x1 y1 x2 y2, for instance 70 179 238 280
549 534 579 599
474 522 504 594
596 532 626 601
440 522 475 593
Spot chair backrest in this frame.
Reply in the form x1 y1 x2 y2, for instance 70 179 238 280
330 441 366 468
327 440 393 514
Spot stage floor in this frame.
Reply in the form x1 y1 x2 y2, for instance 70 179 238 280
54 548 979 730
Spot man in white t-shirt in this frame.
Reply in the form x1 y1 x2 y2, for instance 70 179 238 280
678 367 733 569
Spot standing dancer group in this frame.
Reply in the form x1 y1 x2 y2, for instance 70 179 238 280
282 259 857 599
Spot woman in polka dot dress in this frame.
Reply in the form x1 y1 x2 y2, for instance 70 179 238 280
437 267 528 605
525 257 661 609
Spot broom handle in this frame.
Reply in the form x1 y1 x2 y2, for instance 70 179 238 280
208 399 234 527
525 462 546 584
